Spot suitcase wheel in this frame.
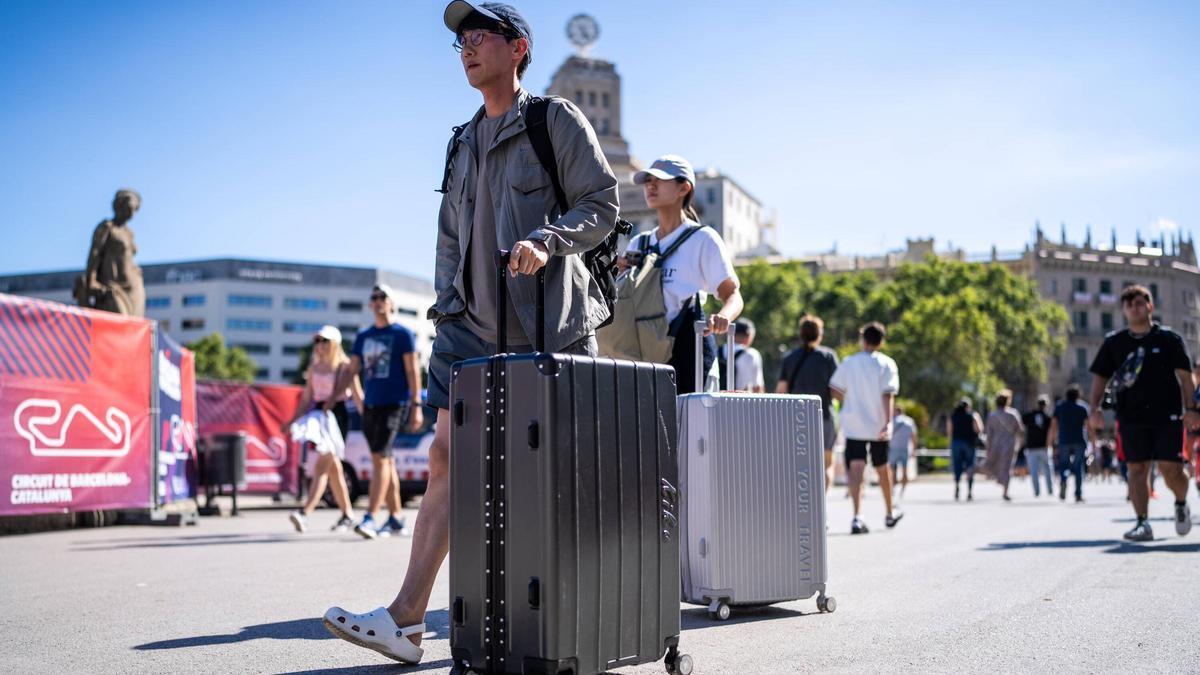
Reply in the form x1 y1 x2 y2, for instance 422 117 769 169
818 595 837 613
665 649 694 675
707 601 731 621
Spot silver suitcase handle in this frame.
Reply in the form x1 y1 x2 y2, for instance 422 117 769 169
694 320 737 392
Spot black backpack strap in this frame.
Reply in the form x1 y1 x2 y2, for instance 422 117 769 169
657 225 703 263
524 97 569 214
436 123 468 194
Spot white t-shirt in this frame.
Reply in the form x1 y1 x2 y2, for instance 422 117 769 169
627 222 738 324
733 346 764 391
829 350 900 441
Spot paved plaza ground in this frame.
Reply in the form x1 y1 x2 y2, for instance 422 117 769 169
2 477 1198 674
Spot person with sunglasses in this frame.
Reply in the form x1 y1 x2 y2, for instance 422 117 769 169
323 1 618 664
333 284 423 541
286 325 362 533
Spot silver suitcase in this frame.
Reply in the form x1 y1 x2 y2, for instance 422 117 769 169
678 323 835 620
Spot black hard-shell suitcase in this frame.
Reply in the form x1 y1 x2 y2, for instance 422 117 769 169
447 251 692 675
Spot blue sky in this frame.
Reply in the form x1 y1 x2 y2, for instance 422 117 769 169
2 1 1198 280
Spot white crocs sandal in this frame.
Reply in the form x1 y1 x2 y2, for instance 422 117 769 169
322 606 424 664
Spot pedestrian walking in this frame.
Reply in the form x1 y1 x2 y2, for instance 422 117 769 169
1048 384 1092 503
323 2 618 663
721 318 765 392
946 399 983 501
983 389 1025 501
888 405 917 498
613 153 744 393
777 315 840 491
285 325 362 533
829 322 902 534
1087 284 1198 542
1022 396 1055 497
335 284 424 541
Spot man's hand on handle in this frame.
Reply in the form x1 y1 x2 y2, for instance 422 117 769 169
407 403 425 434
705 313 731 336
508 240 549 277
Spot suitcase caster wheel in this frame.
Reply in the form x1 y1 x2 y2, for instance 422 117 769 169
665 652 693 674
708 602 731 621
818 596 837 613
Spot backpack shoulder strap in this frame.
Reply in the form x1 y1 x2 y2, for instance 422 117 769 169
524 97 569 214
659 225 703 262
436 122 469 194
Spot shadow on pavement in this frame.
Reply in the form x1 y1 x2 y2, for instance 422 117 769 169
681 604 810 629
278 658 453 674
981 539 1200 554
134 610 450 652
73 533 326 551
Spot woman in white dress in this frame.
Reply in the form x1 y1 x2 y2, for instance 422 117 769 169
286 326 363 533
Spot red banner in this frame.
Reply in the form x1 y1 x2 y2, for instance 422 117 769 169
0 294 153 515
197 380 302 494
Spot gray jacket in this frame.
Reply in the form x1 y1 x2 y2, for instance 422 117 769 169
429 89 619 352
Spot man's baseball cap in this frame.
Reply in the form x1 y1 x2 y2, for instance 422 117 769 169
315 325 342 343
633 154 696 186
444 2 533 55
372 283 396 303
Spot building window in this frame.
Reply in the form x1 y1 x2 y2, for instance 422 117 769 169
396 307 418 317
281 369 300 382
284 321 325 334
599 118 609 135
227 318 271 332
228 294 272 308
1074 311 1088 332
146 297 171 309
181 318 205 330
282 344 305 356
1072 278 1086 293
235 343 271 355
1099 279 1112 294
338 324 359 336
707 188 716 205
1150 283 1160 306
1101 313 1113 331
1053 354 1062 371
601 92 609 108
1049 279 1058 296
255 368 270 380
1076 348 1088 370
338 300 363 313
588 91 596 106
284 297 327 311
182 295 206 307
575 90 583 104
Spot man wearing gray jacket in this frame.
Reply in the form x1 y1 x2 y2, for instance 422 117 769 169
323 1 618 665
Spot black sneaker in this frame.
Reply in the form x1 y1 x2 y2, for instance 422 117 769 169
330 515 353 533
885 510 904 528
1059 483 1067 501
1124 519 1154 542
851 518 869 535
954 485 960 501
1176 502 1193 536
1075 495 1085 504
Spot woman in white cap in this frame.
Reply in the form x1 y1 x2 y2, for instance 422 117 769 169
628 154 744 393
286 325 363 533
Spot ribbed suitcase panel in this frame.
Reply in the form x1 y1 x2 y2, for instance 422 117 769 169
680 394 827 606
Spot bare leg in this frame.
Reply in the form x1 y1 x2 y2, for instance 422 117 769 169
824 450 834 493
900 463 909 494
301 454 332 515
1128 461 1151 518
384 457 403 516
387 409 451 646
848 459 866 517
1160 462 1190 502
877 463 895 516
367 454 389 521
326 455 354 518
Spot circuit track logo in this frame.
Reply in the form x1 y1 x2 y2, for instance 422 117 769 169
13 399 131 458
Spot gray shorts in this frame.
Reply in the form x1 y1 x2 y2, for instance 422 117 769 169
426 317 597 411
822 414 837 452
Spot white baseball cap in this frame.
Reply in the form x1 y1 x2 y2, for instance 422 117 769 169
315 325 342 343
633 154 696 186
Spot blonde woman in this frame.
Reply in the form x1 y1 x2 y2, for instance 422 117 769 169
287 325 363 533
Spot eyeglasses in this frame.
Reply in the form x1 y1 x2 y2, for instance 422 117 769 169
369 293 388 302
313 337 328 345
453 29 514 52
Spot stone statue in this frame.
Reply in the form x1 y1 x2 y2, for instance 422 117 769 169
74 189 145 316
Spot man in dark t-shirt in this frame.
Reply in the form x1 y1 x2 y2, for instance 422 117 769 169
776 314 840 491
1021 396 1054 497
1089 284 1199 542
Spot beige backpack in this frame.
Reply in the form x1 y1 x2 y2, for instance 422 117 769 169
597 226 702 363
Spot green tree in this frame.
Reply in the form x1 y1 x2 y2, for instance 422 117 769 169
187 332 257 382
726 260 810 379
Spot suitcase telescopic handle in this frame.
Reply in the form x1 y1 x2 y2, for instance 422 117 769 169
693 319 737 392
495 249 546 354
